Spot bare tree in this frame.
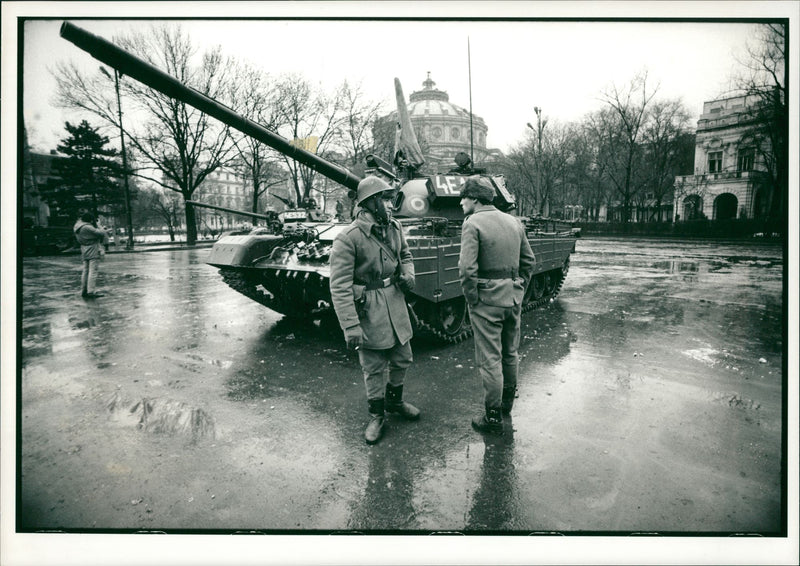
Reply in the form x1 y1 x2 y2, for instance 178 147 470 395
339 80 385 171
503 143 538 216
639 99 693 221
539 120 577 217
134 186 183 241
506 117 581 218
54 24 237 245
567 124 611 221
370 115 399 166
272 74 349 205
733 23 787 221
225 63 290 221
595 71 659 222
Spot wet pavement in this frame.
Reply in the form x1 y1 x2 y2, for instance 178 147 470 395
16 236 786 535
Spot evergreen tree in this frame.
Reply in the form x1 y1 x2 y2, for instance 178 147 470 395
39 120 124 223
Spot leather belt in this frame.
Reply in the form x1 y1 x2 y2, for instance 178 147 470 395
355 276 396 290
478 267 518 279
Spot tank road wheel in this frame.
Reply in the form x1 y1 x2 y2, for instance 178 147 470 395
409 298 472 344
531 274 546 300
436 299 470 341
544 272 559 296
522 273 547 311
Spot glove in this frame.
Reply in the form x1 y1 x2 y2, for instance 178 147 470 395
397 273 415 293
344 325 363 350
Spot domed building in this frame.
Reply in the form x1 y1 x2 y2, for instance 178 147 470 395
379 73 503 173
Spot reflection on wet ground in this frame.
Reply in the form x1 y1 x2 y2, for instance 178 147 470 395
18 237 785 534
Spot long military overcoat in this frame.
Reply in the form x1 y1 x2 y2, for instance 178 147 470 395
458 205 536 307
329 211 415 349
73 220 109 261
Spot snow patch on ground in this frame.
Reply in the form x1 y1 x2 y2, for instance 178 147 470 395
682 347 719 366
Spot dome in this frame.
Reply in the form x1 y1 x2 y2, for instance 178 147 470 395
407 73 483 126
378 73 499 173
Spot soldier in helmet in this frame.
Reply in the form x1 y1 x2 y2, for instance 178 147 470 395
458 176 536 435
329 175 420 444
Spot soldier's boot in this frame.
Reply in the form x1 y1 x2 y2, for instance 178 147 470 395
365 398 386 445
501 361 517 416
471 405 504 435
501 386 517 415
385 383 420 420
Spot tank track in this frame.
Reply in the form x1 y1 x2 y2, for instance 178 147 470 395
410 266 568 344
408 303 471 345
219 268 315 318
220 264 568 344
521 264 568 314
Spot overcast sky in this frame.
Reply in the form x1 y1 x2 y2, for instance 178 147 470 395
21 13 767 155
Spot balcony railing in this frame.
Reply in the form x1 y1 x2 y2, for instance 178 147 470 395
676 170 766 185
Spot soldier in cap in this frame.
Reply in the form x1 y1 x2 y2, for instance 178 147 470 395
329 175 420 444
73 211 109 299
458 176 535 434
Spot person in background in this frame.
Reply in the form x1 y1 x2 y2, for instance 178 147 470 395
458 176 535 435
73 211 109 299
329 176 419 445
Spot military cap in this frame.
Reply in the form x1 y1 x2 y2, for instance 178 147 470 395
459 176 495 203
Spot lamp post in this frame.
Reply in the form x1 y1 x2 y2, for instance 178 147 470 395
527 106 546 217
533 106 545 216
100 66 134 250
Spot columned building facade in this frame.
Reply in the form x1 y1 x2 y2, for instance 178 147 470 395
674 95 772 221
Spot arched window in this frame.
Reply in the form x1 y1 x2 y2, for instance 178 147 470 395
683 195 703 220
713 193 738 220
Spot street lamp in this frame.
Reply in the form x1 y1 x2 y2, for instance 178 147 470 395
100 66 134 250
527 106 546 217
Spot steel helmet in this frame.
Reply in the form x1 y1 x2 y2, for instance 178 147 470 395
356 176 392 205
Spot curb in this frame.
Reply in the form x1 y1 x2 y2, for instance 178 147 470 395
106 242 217 254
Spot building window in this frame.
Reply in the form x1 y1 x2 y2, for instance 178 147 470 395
683 195 703 221
737 148 754 171
451 127 460 139
708 151 723 173
432 127 442 139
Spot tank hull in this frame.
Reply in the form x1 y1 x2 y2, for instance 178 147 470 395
207 221 576 344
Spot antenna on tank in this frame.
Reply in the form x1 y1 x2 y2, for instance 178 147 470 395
468 37 474 165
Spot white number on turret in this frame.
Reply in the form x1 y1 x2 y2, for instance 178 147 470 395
432 175 467 196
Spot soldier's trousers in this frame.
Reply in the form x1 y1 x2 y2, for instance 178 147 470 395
358 340 413 401
468 302 522 408
81 258 99 294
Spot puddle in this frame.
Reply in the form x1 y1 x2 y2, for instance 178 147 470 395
709 392 761 411
652 260 699 273
107 391 216 439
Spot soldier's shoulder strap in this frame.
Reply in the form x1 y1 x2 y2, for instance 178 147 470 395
338 223 361 238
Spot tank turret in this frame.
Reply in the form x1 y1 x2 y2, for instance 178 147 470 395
60 22 577 343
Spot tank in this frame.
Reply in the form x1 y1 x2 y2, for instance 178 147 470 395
60 22 578 343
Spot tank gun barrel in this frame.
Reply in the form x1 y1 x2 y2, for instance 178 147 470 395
186 200 276 221
59 22 362 192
